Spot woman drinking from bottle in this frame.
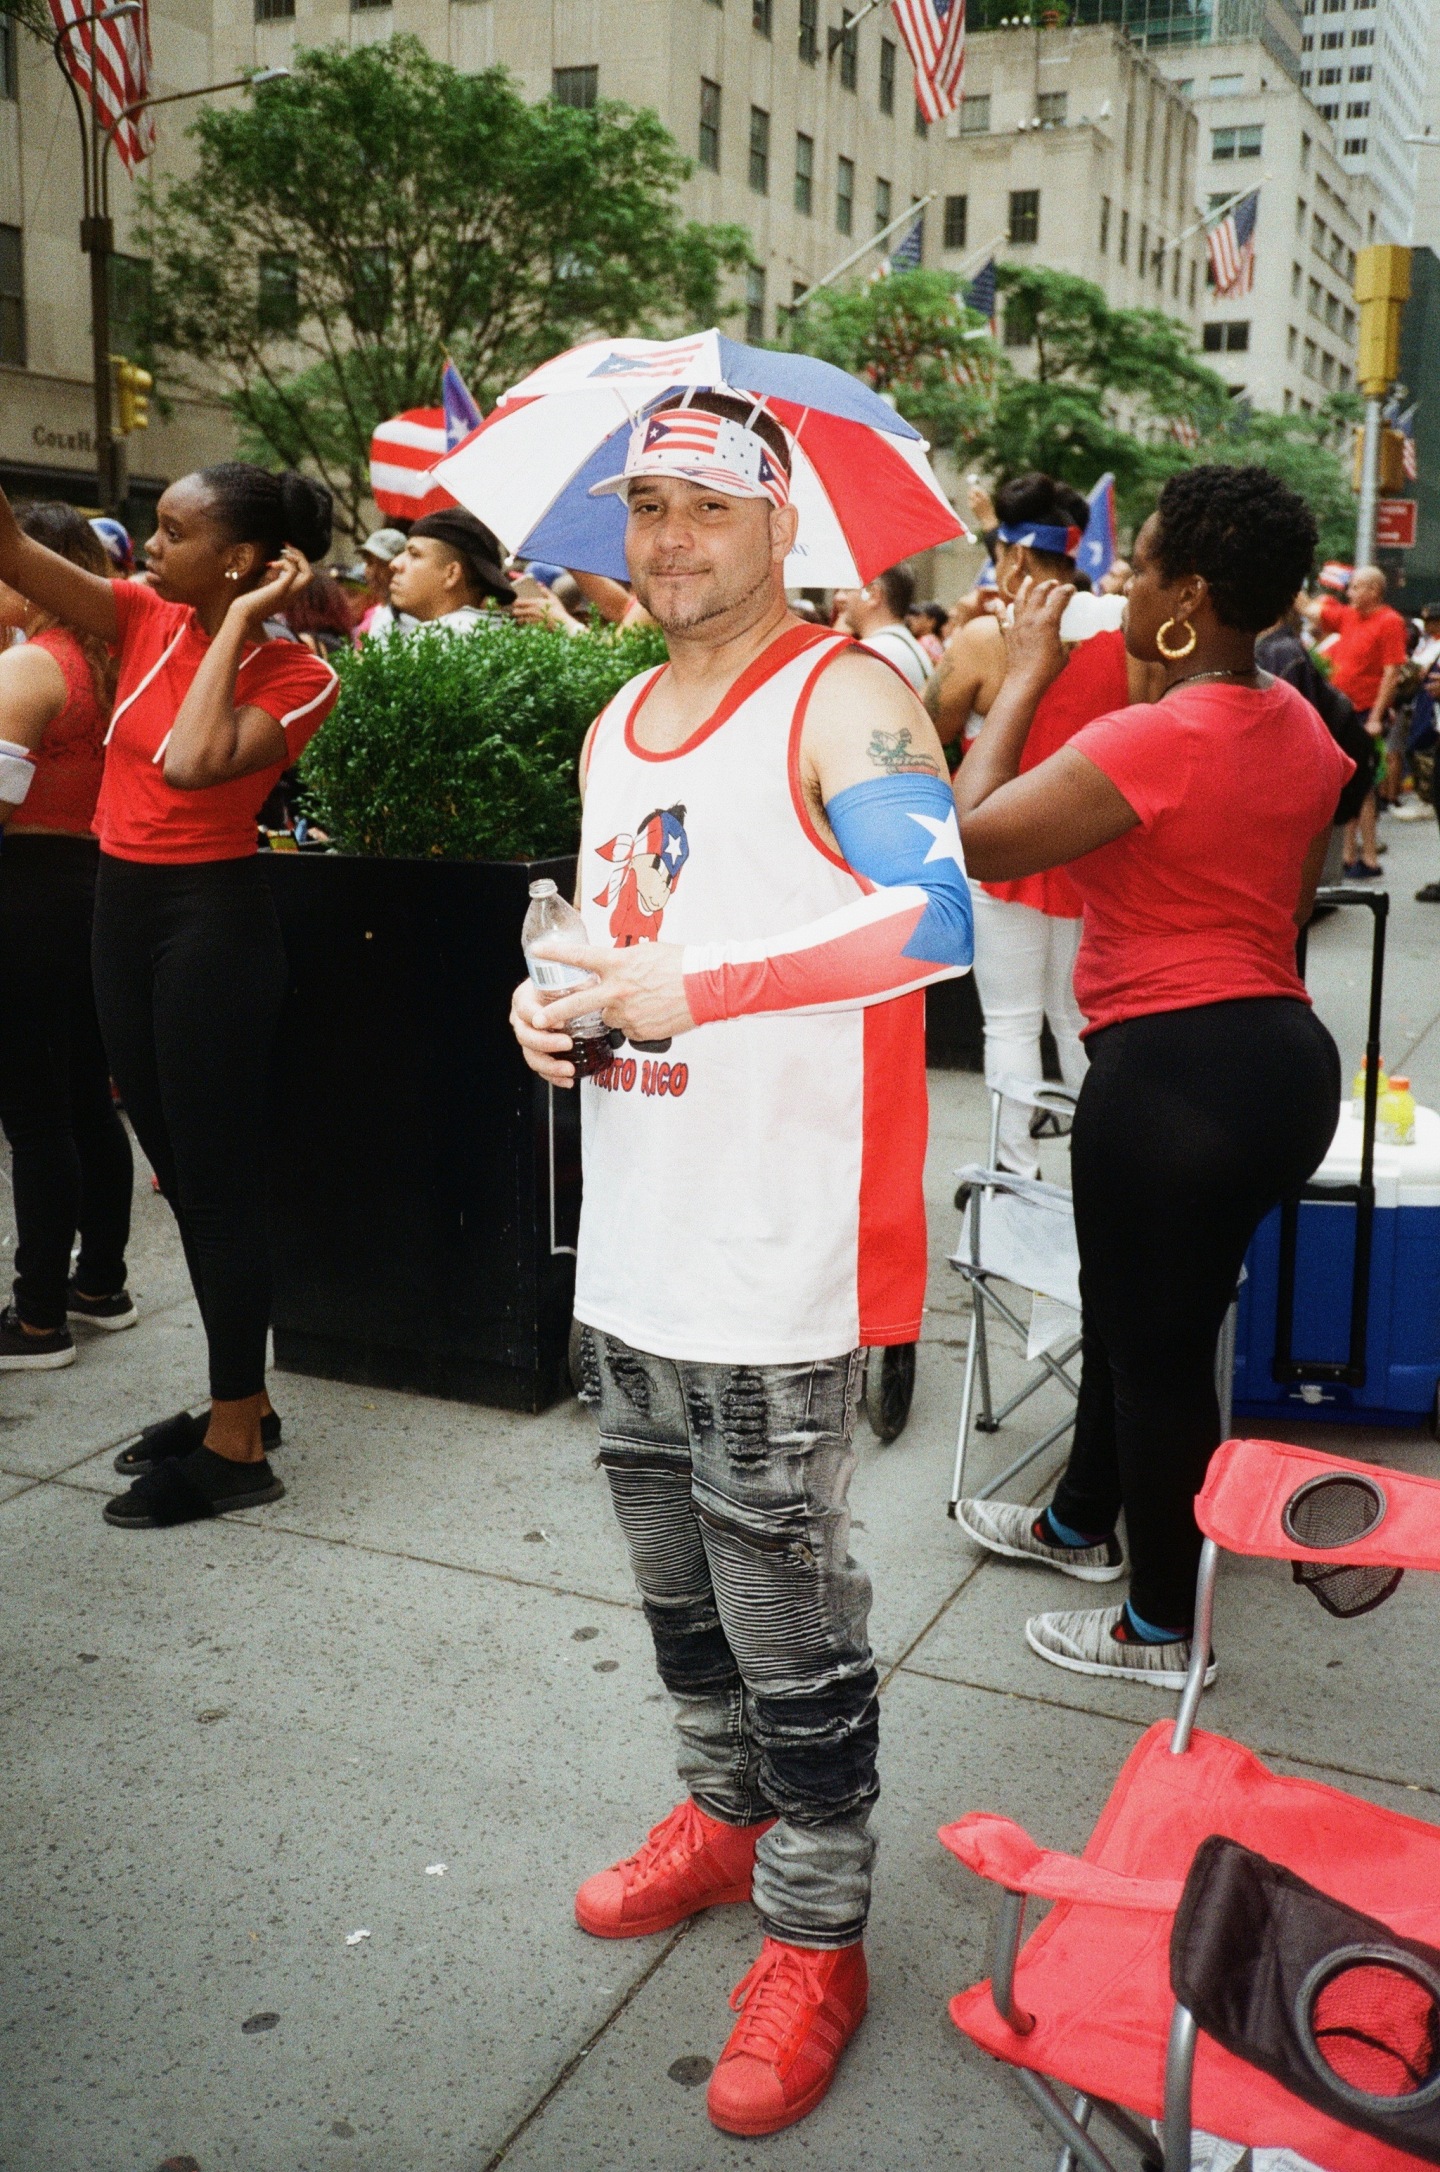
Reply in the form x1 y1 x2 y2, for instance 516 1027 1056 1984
0 464 340 1528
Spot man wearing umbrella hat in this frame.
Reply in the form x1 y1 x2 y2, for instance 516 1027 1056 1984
510 388 973 2136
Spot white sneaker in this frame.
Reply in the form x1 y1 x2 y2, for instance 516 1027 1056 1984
956 1497 1125 1581
1025 1603 1216 1690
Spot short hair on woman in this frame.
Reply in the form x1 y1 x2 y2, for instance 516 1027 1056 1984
1151 464 1317 632
993 472 1091 547
650 390 792 477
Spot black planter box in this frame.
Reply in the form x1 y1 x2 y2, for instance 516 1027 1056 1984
261 851 581 1413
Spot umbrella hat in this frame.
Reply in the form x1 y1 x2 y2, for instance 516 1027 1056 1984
432 331 967 589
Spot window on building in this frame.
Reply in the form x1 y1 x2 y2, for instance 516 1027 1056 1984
794 132 814 214
0 224 24 366
1188 258 1196 307
109 251 154 354
1351 24 1374 44
1212 123 1262 160
699 78 721 170
1349 64 1371 81
257 250 299 334
1303 337 1317 377
1319 28 1343 47
1139 221 1149 274
798 0 817 62
944 193 968 249
1343 136 1367 155
350 0 391 16
1038 91 1066 126
1004 291 1036 347
836 154 854 235
0 14 15 95
1209 73 1243 96
1203 321 1250 352
1343 305 1354 339
1346 246 1356 280
749 105 769 192
254 0 294 18
1119 207 1130 265
1311 212 1326 250
1291 260 1302 295
1300 69 1312 86
879 36 895 115
1153 239 1164 286
1321 350 1335 386
1345 100 1369 118
1307 277 1322 317
1324 291 1339 329
875 175 892 232
1287 325 1297 359
746 263 766 342
552 66 598 108
1172 247 1180 299
1317 66 1341 83
1295 195 1307 235
1099 195 1111 253
839 10 858 91
914 98 928 138
1009 189 1039 244
1300 132 1311 169
958 93 989 135
1339 362 1351 391
1284 387 1294 411
753 0 771 32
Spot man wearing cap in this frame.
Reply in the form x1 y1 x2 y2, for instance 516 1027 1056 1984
509 388 972 2136
384 510 515 633
354 526 409 642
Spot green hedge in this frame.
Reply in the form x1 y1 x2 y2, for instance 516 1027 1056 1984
299 620 668 860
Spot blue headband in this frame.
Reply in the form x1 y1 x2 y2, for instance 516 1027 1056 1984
997 521 1083 556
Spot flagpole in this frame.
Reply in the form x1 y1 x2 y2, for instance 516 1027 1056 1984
789 191 938 310
826 0 887 57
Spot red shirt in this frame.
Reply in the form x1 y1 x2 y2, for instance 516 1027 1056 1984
982 628 1131 918
94 580 339 864
1318 597 1409 712
1066 677 1354 1036
23 628 107 835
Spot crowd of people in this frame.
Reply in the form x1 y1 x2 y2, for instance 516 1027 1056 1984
0 412 1434 2138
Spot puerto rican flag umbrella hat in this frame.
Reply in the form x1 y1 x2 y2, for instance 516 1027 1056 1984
430 330 967 588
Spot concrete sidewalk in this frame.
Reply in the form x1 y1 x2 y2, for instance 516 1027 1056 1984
3 810 1439 2172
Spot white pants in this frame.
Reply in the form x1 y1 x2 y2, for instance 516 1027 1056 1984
970 890 1089 1177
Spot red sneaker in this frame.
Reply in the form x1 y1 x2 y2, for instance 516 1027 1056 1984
574 1799 773 1939
707 1936 868 2136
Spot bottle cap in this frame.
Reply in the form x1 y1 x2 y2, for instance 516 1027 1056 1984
1391 1076 1410 1090
528 878 558 899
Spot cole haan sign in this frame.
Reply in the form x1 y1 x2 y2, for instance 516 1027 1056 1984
32 423 95 454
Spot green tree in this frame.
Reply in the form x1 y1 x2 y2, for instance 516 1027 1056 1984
782 268 1001 453
138 38 749 538
984 263 1228 519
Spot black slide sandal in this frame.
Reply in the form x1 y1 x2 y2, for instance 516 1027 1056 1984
113 1407 282 1476
104 1446 285 1527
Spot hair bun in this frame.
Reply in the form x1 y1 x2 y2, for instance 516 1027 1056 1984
279 471 333 562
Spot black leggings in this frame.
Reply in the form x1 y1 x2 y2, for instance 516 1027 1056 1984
1051 998 1340 1630
91 853 286 1401
0 835 133 1329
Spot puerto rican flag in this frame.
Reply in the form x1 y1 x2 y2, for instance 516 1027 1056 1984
368 407 457 521
1207 189 1258 299
890 0 966 124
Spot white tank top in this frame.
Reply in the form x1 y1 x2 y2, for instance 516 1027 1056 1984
573 622 930 1365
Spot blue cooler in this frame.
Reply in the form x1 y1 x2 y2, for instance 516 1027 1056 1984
1233 1101 1440 1432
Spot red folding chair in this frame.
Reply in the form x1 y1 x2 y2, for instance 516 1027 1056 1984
941 1437 1440 2172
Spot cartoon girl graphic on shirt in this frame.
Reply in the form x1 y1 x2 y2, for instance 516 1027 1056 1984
594 806 690 946
594 805 690 1051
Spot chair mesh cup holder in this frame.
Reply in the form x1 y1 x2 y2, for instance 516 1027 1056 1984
1281 1471 1403 1620
1171 1837 1440 2165
1297 1945 1440 2118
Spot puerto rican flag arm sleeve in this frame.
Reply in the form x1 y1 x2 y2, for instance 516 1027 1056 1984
682 773 973 1024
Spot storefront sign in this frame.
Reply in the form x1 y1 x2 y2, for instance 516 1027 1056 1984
31 424 95 456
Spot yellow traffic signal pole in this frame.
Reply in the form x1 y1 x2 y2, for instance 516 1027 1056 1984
1354 245 1411 566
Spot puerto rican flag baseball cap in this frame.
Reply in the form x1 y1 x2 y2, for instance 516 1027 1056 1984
590 403 791 509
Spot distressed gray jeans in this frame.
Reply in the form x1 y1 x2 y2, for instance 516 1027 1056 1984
593 1330 879 1949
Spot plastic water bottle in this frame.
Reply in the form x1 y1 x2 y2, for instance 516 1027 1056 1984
1378 1074 1416 1146
522 879 610 1077
1351 1053 1387 1118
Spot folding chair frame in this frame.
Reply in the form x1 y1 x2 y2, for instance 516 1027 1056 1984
949 1084 1083 1515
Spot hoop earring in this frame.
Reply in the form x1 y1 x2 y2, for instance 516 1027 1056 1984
1156 617 1197 661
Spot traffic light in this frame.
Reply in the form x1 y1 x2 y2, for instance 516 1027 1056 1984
112 355 153 435
1354 245 1410 400
1351 426 1409 495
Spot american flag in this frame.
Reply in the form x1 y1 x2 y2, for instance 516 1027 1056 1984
1206 189 1258 299
47 0 153 174
963 257 996 333
890 0 966 125
1394 402 1418 483
887 211 925 272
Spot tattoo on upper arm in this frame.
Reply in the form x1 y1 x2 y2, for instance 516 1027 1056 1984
867 726 944 777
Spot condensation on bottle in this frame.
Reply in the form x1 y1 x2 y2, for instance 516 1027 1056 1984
1351 1053 1387 1119
1378 1074 1416 1147
522 879 611 1077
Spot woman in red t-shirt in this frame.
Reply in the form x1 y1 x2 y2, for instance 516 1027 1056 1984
0 503 134 1367
952 465 1351 1689
0 464 340 1527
